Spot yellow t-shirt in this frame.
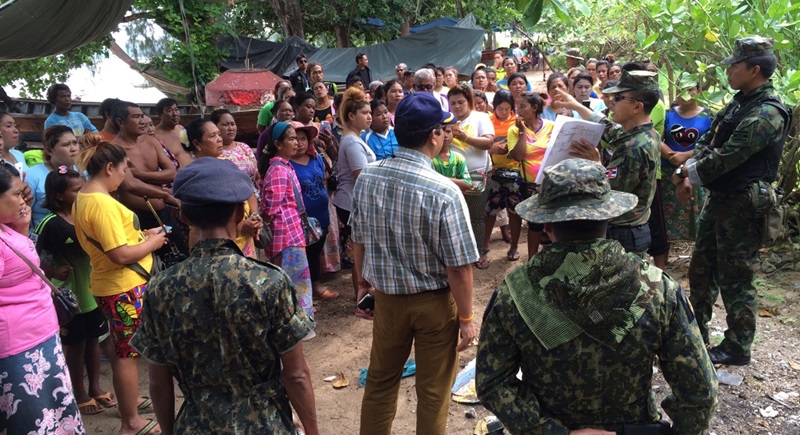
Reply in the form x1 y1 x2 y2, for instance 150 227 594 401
508 120 555 183
74 192 153 296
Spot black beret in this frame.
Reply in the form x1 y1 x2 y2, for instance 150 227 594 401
173 157 253 206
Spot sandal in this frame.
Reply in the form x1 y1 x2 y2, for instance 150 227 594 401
92 391 117 408
78 398 104 415
474 257 490 270
314 290 340 300
134 419 161 435
138 397 154 414
507 249 520 261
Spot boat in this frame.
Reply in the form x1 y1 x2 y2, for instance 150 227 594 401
9 98 262 147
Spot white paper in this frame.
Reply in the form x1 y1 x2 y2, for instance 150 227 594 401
535 115 605 184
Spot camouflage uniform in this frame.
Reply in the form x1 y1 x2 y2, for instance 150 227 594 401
683 37 790 358
590 71 661 255
481 160 718 434
131 238 314 434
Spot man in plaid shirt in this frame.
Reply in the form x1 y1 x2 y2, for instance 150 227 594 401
352 93 480 435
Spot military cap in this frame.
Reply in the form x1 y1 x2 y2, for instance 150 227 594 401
721 36 775 65
565 48 583 60
602 70 659 94
515 158 637 223
173 157 254 206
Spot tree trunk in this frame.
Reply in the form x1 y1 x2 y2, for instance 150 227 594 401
267 0 304 39
334 24 352 48
400 17 411 37
455 0 465 18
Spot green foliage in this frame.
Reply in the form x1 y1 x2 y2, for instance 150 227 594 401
0 38 111 98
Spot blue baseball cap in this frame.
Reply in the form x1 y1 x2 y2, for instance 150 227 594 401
395 93 456 131
173 157 254 206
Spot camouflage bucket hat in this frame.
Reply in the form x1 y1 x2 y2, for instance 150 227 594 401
602 70 659 94
514 158 638 224
721 36 775 65
565 48 583 60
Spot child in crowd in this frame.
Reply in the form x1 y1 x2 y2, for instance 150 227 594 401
33 166 115 415
432 125 472 193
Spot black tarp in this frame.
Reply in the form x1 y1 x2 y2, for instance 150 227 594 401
218 35 319 77
219 14 486 83
0 0 132 60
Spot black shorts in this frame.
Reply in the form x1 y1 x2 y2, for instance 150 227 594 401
60 307 109 345
608 223 651 254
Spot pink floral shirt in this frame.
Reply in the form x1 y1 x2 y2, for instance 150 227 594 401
220 142 259 184
260 157 305 258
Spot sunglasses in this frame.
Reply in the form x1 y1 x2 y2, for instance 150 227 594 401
414 84 434 91
613 94 639 103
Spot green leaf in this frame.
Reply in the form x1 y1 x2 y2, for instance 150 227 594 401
547 0 571 22
573 0 591 17
642 32 659 49
521 0 544 28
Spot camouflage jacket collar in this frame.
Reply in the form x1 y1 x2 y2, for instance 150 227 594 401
191 238 245 257
733 80 775 104
505 238 660 349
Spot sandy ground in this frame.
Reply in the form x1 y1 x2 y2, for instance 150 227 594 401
80 233 800 435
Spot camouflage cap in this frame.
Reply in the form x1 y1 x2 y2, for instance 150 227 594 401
721 36 775 65
514 158 638 224
601 70 659 94
565 48 583 60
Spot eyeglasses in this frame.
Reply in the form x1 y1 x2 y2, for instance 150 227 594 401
613 94 640 103
414 84 434 91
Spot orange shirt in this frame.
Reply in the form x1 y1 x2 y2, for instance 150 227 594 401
489 112 519 170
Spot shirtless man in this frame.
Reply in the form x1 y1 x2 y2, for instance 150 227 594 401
98 98 122 141
111 102 179 239
154 98 193 168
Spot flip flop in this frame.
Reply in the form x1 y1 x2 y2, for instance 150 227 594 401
474 257 490 270
78 398 104 415
314 290 340 300
92 391 117 408
507 249 520 261
134 419 161 435
138 397 154 414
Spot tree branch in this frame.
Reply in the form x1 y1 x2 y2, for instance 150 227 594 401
123 11 154 22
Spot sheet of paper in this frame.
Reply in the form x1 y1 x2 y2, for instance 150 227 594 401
535 115 605 184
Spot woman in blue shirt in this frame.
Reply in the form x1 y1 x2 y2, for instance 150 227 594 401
289 121 339 300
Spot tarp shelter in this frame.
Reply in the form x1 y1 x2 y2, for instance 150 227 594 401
219 35 319 78
294 14 485 83
0 0 132 60
219 14 486 83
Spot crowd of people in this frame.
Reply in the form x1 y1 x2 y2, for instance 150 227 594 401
0 35 791 434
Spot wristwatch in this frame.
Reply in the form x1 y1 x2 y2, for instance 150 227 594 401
675 165 688 179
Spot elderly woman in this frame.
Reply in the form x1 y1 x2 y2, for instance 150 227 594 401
0 163 85 434
448 84 495 270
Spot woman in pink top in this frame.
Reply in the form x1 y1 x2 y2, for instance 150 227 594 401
260 122 314 337
0 163 85 434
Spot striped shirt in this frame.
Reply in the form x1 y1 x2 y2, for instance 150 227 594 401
351 147 479 295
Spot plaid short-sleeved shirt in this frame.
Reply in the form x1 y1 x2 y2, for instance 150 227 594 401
351 147 479 295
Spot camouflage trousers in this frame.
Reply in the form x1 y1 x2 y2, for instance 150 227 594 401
688 190 764 356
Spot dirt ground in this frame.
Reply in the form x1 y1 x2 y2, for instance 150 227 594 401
82 72 800 434
81 232 800 435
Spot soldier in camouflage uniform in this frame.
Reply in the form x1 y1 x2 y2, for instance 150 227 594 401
131 157 319 435
554 70 661 257
476 158 717 434
672 37 791 366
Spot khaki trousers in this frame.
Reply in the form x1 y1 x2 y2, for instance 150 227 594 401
359 289 459 435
